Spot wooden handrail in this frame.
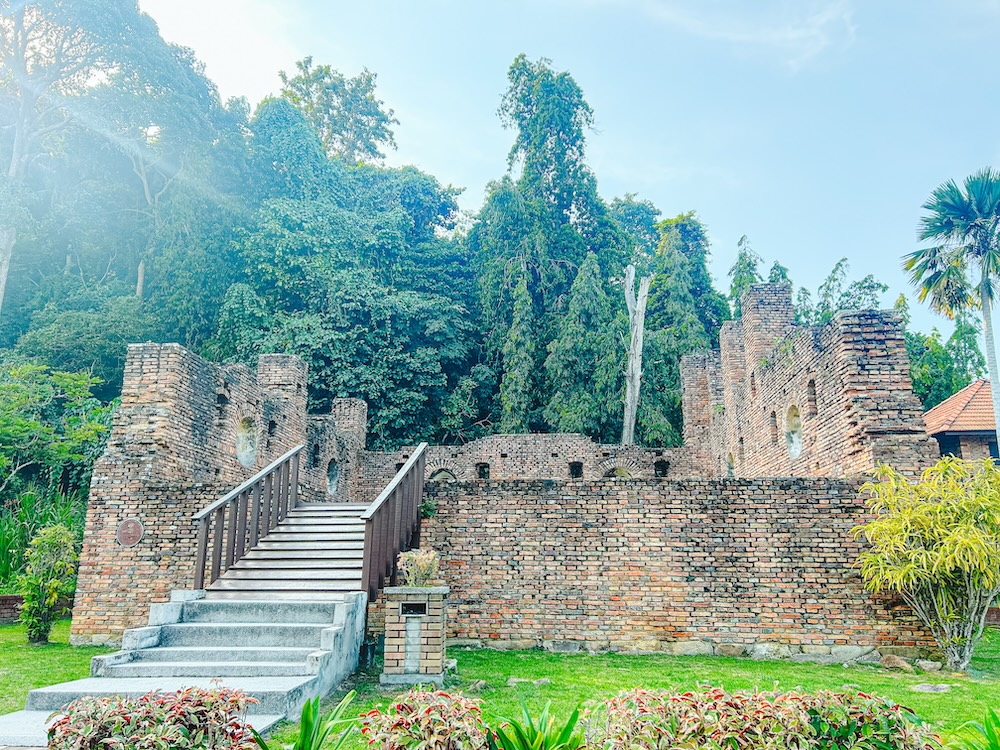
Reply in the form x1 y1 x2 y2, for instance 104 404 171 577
361 442 427 600
193 445 303 589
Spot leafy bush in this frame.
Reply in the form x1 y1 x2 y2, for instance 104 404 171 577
585 688 940 750
252 691 355 750
48 687 258 749
18 523 77 643
493 702 582 750
397 548 440 587
361 689 492 750
0 486 87 590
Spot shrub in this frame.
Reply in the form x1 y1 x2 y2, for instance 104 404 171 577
18 523 77 643
361 689 491 750
585 688 940 750
48 687 258 749
397 548 440 587
252 691 356 750
854 458 1000 670
493 701 582 750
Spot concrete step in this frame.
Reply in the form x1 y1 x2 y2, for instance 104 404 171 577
231 558 362 570
239 548 364 560
289 503 368 511
262 532 365 543
104 661 313 678
252 540 364 551
133 646 315 662
160 623 326 648
276 518 365 528
218 569 361 581
180 599 343 624
208 579 361 593
203 590 351 601
24 676 317 716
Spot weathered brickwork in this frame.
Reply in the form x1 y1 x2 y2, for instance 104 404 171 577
381 587 448 684
0 595 21 623
681 284 937 479
419 478 933 653
71 344 366 644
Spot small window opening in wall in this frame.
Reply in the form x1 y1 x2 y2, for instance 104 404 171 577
786 405 803 459
738 437 745 462
476 462 490 480
750 373 757 398
726 453 735 478
770 411 778 444
216 391 229 406
807 378 818 416
501 453 508 458
326 460 340 495
267 419 277 436
401 602 427 616
235 417 258 468
654 460 669 477
569 461 583 478
551 453 559 458
395 462 404 471
310 443 320 469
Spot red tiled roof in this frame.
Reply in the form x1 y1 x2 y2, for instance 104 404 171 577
924 379 996 435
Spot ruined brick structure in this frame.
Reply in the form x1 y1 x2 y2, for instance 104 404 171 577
73 284 939 650
71 344 366 644
680 283 937 479
420 477 932 654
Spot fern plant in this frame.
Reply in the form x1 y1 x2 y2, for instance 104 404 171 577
252 691 355 750
491 702 582 750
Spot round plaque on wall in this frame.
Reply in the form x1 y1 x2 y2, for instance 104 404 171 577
116 518 144 547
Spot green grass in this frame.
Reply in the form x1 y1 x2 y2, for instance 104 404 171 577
271 629 1000 748
0 618 113 715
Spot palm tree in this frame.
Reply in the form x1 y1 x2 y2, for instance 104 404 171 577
904 167 1000 450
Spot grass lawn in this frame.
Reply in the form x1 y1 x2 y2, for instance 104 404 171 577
270 628 1000 748
0 619 112 715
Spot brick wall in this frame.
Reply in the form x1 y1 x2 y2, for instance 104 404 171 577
0 595 21 623
418 477 932 653
681 284 937 479
71 344 365 644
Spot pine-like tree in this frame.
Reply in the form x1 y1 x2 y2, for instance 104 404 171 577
500 270 540 432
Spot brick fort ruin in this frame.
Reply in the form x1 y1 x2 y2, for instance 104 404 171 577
71 283 938 657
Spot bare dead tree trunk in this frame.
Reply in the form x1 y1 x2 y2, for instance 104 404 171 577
135 258 145 298
622 264 652 446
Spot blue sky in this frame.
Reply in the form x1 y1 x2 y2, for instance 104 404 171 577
138 0 1000 334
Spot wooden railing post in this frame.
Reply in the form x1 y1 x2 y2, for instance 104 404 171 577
191 445 304 589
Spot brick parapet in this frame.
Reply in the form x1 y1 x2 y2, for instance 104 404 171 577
418 477 933 653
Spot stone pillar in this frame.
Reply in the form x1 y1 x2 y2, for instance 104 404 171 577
380 586 449 687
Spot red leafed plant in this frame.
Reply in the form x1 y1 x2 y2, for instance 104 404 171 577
47 687 258 749
361 689 492 750
585 687 941 750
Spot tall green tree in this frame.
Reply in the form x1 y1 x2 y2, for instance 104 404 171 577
0 0 158 319
904 168 1000 448
500 270 539 433
279 56 398 164
797 258 887 325
543 253 618 439
728 234 762 318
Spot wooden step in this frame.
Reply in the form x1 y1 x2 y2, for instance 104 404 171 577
208 579 362 592
252 541 364 551
231 558 363 570
239 549 364 560
220 569 362 581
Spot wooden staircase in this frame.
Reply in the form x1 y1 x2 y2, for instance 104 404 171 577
205 503 368 601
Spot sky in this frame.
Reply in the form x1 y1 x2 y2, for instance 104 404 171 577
138 0 1000 335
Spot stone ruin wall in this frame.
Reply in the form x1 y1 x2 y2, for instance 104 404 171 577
71 344 366 644
680 283 937 479
419 477 934 655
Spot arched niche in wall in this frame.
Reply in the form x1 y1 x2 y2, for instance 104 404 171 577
326 459 340 495
235 417 258 468
653 460 669 477
726 453 735 478
568 462 584 478
807 378 818 416
428 468 457 483
603 466 632 478
786 405 803 459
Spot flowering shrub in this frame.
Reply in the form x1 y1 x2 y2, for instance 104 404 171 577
48 687 258 749
361 689 491 750
585 688 941 750
397 548 440 587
